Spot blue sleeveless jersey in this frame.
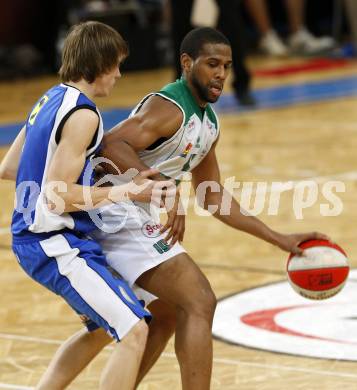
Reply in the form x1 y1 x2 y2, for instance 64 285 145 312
12 84 103 239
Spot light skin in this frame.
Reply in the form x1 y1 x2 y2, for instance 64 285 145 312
40 66 153 390
36 320 148 390
0 62 175 389
1 42 329 389
1 67 174 208
31 300 176 389
46 65 175 212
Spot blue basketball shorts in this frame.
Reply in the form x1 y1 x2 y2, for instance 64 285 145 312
12 231 151 341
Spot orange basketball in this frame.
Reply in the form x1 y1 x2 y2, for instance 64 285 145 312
287 239 349 300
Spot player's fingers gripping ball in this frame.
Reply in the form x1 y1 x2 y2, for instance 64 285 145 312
287 239 349 300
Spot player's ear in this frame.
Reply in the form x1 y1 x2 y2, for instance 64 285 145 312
181 53 193 73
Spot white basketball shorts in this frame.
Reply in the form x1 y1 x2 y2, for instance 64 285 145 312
90 201 186 296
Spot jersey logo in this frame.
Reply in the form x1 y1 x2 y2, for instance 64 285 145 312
29 95 49 125
180 143 193 158
185 118 196 136
142 221 163 238
206 118 217 137
182 136 201 172
153 239 170 254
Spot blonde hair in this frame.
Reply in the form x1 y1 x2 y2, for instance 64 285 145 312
59 21 128 83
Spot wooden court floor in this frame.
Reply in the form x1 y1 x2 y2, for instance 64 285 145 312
1 58 357 389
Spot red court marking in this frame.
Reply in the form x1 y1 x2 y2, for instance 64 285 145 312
241 305 357 345
254 59 351 77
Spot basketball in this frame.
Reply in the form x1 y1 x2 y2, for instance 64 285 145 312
287 239 349 300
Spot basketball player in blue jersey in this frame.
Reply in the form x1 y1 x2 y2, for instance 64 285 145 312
1 26 329 389
0 21 176 389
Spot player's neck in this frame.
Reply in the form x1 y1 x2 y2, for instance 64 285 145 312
182 77 208 109
65 80 96 100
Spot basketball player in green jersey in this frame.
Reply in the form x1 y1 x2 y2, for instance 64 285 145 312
10 27 327 389
94 27 328 389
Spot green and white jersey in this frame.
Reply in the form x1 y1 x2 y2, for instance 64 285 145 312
130 78 220 182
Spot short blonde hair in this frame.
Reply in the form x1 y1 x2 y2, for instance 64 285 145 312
59 21 128 83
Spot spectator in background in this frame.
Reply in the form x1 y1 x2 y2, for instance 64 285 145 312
0 0 71 78
245 0 335 56
170 0 256 106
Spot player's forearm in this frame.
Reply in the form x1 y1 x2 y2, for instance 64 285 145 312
0 147 22 180
45 183 130 213
214 206 281 246
0 164 17 181
202 189 282 246
0 127 25 181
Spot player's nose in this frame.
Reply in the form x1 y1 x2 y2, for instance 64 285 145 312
215 65 227 80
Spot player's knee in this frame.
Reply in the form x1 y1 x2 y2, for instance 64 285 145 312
158 309 176 335
187 285 217 320
122 319 149 350
89 328 113 349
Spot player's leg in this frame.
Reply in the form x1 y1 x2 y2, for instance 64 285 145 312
136 299 176 385
244 0 272 35
38 320 148 390
94 206 215 389
136 253 216 390
285 0 305 33
100 319 148 389
36 298 175 388
14 233 150 389
36 328 112 389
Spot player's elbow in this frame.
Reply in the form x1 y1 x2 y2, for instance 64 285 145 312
0 165 16 181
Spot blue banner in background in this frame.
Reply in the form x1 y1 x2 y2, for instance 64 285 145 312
2 76 357 146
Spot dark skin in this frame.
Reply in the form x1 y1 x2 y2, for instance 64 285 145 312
102 43 232 245
101 42 329 389
101 42 327 251
102 95 185 244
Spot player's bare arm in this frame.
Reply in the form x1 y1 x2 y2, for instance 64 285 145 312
46 109 166 212
102 95 185 244
0 126 25 180
102 95 182 176
192 145 328 255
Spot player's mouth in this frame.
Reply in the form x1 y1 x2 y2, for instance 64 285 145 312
209 84 222 98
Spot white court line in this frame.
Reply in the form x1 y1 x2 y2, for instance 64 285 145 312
210 357 357 379
0 384 33 390
1 333 357 380
0 227 10 235
0 333 60 345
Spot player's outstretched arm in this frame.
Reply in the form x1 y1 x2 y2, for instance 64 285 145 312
192 147 329 254
0 126 25 181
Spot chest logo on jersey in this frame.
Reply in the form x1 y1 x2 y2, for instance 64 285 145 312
141 221 163 238
185 117 196 136
205 118 217 137
180 142 193 158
